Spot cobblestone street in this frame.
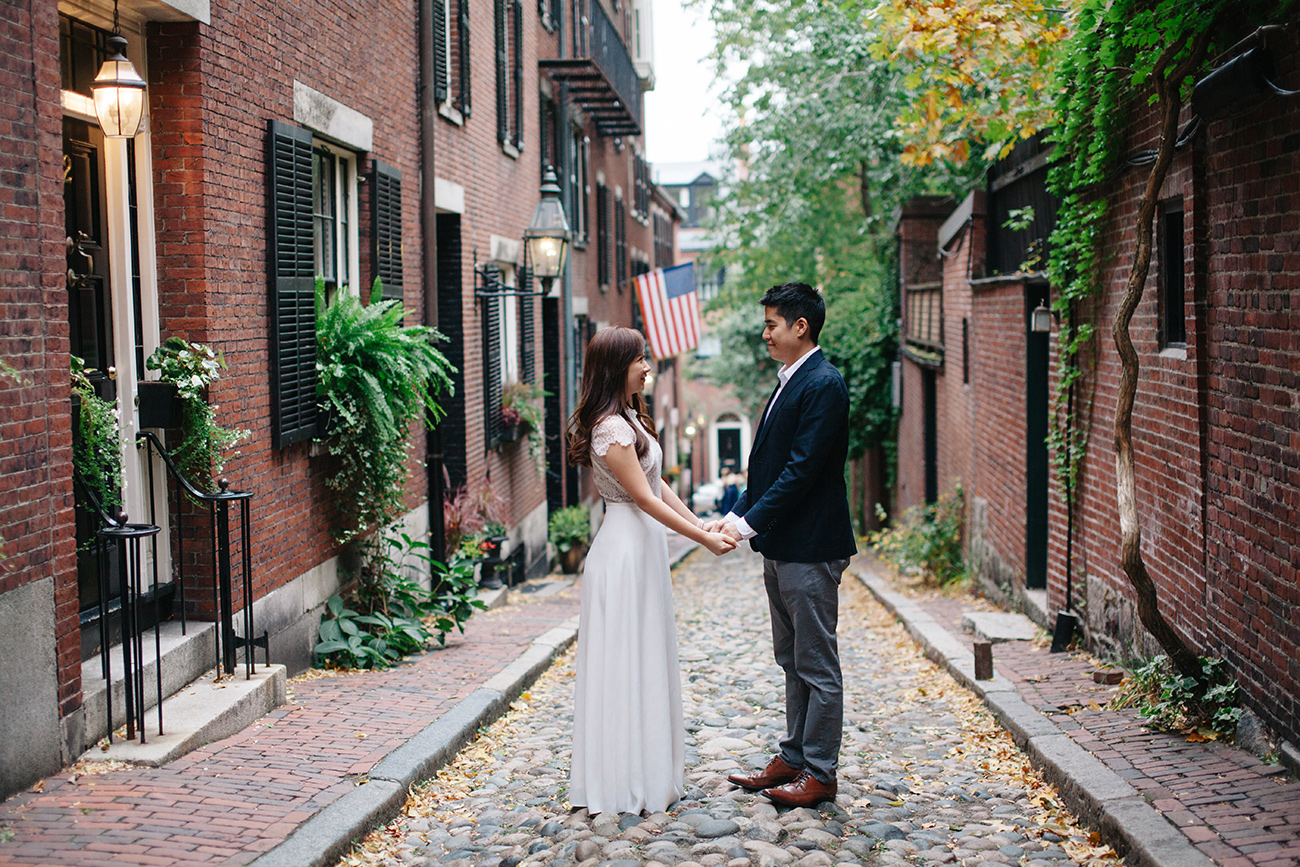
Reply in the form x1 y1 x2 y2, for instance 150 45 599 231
344 547 1118 867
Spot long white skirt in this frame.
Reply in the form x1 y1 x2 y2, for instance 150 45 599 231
570 501 685 815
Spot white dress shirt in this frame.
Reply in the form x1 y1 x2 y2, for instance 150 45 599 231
725 345 821 540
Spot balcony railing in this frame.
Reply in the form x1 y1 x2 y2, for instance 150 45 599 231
541 0 643 136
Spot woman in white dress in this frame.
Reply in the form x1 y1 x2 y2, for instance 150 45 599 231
566 327 737 815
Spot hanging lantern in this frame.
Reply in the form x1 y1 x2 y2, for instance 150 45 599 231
523 167 572 289
91 32 147 139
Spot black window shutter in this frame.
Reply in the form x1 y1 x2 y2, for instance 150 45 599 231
615 197 627 290
483 292 503 446
267 120 319 449
371 161 403 303
519 266 535 384
512 0 524 149
433 0 449 102
458 0 472 117
495 0 508 145
596 182 610 286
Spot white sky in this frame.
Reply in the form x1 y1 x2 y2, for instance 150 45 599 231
643 0 726 165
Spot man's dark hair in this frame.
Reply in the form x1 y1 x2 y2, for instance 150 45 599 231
760 282 825 344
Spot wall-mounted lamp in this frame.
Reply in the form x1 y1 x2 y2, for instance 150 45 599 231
523 166 572 295
91 1 147 139
1030 302 1053 333
684 424 697 437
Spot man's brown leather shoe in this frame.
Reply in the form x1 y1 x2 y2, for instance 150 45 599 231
762 769 837 807
727 755 800 791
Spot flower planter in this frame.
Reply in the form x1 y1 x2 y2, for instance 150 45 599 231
136 381 183 429
559 545 585 574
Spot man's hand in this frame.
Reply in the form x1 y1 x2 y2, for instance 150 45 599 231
719 521 742 541
701 518 724 533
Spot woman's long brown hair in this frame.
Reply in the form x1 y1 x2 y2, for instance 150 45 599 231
567 326 658 467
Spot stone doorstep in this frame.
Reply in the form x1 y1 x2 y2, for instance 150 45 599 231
89 663 286 767
961 610 1042 643
79 619 220 747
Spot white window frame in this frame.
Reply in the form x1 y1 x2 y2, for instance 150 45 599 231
499 266 520 385
312 139 360 297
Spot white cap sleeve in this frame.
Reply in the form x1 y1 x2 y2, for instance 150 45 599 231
592 415 636 456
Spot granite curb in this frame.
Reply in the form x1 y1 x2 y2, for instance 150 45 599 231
252 544 699 867
250 613 581 867
856 568 1216 867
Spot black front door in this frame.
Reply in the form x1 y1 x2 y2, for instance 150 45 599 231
717 428 740 475
65 117 122 644
1025 283 1050 590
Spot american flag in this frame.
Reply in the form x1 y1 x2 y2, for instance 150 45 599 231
633 263 700 360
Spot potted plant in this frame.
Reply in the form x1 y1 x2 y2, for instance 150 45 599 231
548 504 591 574
500 382 548 470
136 380 183 430
145 337 250 489
498 404 523 443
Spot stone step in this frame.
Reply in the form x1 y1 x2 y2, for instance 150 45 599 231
89 664 286 767
961 610 1042 643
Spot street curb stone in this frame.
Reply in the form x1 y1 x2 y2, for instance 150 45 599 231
253 543 692 867
856 569 1216 867
250 615 581 867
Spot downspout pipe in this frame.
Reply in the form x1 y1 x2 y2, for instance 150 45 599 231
420 0 446 559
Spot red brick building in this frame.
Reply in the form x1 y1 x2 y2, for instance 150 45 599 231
0 0 675 797
895 44 1299 753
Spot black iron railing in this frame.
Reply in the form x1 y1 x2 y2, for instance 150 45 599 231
586 0 642 129
136 431 264 681
541 0 643 136
73 473 164 745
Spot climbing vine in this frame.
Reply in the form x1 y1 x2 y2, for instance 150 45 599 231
1043 0 1294 504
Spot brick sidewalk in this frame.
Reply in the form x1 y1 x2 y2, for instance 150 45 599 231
0 586 582 867
910 589 1300 867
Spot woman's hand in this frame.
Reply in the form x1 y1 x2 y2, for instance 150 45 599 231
703 531 738 557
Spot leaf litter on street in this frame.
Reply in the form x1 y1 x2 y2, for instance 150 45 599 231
342 550 1122 866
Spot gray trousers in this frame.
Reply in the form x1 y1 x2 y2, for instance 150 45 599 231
763 557 850 785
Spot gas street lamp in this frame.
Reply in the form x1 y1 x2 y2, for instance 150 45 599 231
90 3 147 139
523 166 572 294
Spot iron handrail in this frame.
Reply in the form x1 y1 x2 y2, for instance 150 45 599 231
136 431 262 680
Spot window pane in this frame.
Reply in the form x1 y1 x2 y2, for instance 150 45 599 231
313 149 337 283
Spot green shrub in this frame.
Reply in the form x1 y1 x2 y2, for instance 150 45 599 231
548 505 591 553
316 277 455 542
71 356 123 516
314 532 484 669
1113 654 1242 738
868 486 966 586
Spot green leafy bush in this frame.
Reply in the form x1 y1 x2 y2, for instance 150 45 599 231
868 486 966 586
71 356 123 516
548 505 591 554
146 337 249 488
314 532 485 669
316 278 455 542
1113 654 1243 738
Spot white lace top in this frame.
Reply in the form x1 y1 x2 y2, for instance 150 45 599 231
591 414 662 503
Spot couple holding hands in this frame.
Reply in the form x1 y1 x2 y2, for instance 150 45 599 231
566 281 857 816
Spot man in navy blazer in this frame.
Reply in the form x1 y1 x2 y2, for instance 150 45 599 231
711 282 856 807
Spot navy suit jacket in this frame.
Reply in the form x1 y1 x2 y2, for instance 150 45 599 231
734 350 857 563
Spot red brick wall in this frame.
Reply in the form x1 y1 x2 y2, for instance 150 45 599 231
1199 46 1300 743
970 276 1032 585
894 198 951 514
0 0 78 712
138 1 432 601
